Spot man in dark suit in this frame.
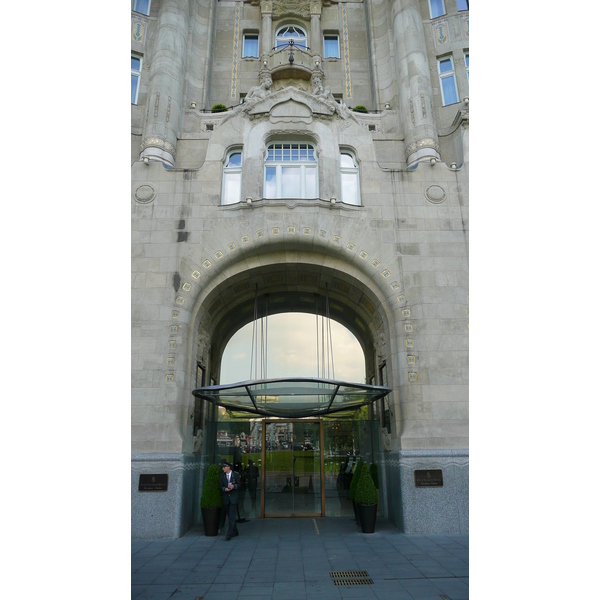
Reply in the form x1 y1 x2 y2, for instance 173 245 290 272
219 461 241 540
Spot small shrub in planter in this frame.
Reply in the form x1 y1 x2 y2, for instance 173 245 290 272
200 464 223 536
211 103 228 113
348 460 364 502
355 466 379 534
369 463 378 489
352 105 368 113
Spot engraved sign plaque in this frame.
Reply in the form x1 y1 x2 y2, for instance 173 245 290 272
414 469 443 487
139 474 169 492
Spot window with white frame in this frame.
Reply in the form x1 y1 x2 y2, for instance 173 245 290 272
275 25 307 49
243 33 259 58
131 55 142 104
323 34 340 59
133 0 151 15
340 152 360 205
457 0 469 11
264 143 318 199
428 0 446 18
465 52 469 81
222 150 243 205
438 56 459 105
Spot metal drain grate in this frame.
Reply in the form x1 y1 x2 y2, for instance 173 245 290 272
330 571 373 585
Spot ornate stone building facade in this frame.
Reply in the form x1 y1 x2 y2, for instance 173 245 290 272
131 0 469 538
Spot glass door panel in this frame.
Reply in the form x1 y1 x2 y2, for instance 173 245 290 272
262 420 323 517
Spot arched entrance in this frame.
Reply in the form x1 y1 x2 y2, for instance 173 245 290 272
189 253 397 519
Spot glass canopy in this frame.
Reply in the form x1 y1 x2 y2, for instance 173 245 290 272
193 377 392 418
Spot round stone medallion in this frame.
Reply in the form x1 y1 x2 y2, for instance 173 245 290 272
425 184 446 204
134 184 156 204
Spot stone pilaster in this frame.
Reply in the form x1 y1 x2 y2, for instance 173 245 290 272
391 0 440 165
310 0 322 58
260 0 273 58
140 0 190 166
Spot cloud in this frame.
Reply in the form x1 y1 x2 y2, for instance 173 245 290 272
220 313 365 384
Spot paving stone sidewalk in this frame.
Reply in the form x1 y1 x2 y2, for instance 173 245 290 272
132 517 468 600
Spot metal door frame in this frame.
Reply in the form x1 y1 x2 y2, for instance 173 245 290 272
261 418 325 518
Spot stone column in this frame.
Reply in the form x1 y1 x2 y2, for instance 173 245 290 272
391 0 440 165
310 0 322 58
260 0 273 58
140 0 190 166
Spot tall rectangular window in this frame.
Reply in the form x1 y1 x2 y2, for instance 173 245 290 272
133 0 151 15
428 0 446 18
438 56 459 105
323 35 340 59
243 34 259 58
131 55 142 104
457 0 469 10
465 52 469 81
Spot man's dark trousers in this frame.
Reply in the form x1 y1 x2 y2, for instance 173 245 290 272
219 470 241 538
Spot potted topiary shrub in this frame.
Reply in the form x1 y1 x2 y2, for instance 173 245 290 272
369 463 378 490
200 463 223 536
352 105 368 113
355 466 379 533
211 103 228 113
348 459 364 524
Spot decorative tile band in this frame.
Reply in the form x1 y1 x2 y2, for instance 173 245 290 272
230 2 241 99
342 3 352 98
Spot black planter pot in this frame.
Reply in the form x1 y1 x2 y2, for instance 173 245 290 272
357 503 377 533
201 506 222 536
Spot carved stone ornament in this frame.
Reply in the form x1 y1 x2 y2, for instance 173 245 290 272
404 138 440 160
273 0 311 18
140 136 177 158
425 184 446 204
133 184 156 204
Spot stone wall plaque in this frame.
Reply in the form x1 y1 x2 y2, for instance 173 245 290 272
414 469 443 487
139 474 169 492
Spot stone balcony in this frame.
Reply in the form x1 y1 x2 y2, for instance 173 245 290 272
264 42 320 82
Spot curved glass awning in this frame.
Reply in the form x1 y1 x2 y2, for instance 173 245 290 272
192 377 392 418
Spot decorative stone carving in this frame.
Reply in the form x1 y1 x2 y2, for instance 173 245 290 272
273 0 310 18
425 185 446 204
133 184 156 204
140 136 177 159
404 138 440 160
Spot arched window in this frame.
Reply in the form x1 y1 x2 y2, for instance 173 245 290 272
222 150 242 205
340 152 360 205
275 25 307 49
264 142 318 199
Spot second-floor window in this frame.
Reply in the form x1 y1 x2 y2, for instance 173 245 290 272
275 26 307 50
340 152 360 205
428 0 446 19
243 34 259 58
457 0 469 10
438 56 459 105
264 143 317 199
222 151 243 205
323 35 340 59
131 55 142 104
133 0 151 15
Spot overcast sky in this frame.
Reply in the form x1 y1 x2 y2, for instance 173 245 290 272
220 312 365 384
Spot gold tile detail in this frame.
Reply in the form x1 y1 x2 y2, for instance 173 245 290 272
172 310 179 319
382 269 391 278
391 281 400 290
256 230 264 238
202 260 211 268
371 259 380 268
397 294 406 303
333 235 341 243
359 250 368 259
175 296 185 305
228 242 236 251
407 355 416 365
165 374 175 382
346 243 355 251
182 282 191 292
408 372 418 382
402 308 411 318
405 339 414 348
241 235 250 243
170 325 178 334
272 227 280 235
303 227 311 235
287 226 296 234
168 340 177 350
214 250 223 259
166 357 175 367
319 229 327 237
404 323 413 333
191 270 201 279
